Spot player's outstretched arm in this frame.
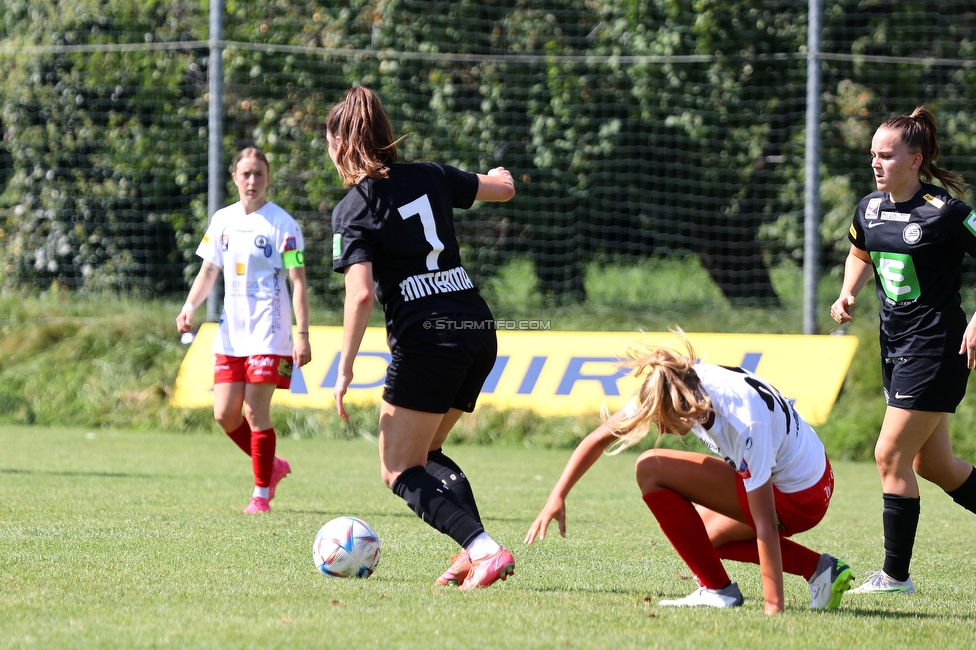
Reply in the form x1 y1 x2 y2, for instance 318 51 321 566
475 167 516 202
524 412 623 544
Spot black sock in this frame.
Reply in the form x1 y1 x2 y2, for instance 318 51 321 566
882 493 920 582
391 465 485 548
947 465 976 515
426 447 482 525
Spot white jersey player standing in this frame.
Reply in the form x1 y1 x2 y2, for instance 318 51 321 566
177 147 311 514
526 330 854 615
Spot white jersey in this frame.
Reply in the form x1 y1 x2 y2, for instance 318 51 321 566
690 364 825 493
195 201 305 357
625 363 826 494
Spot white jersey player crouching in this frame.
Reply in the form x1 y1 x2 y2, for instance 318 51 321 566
525 330 853 615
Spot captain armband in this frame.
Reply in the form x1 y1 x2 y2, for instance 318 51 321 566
282 249 305 269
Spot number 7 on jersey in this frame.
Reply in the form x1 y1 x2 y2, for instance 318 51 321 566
398 195 444 271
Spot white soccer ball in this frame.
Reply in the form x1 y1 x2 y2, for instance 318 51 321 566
312 516 381 578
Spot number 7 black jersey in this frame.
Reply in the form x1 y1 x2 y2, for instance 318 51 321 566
848 182 976 358
331 162 493 346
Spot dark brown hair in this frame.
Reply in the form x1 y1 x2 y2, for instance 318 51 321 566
326 87 406 187
880 106 966 198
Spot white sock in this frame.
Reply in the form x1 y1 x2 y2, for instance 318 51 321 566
465 533 500 561
253 486 270 499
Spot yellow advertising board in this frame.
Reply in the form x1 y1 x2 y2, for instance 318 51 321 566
172 325 858 425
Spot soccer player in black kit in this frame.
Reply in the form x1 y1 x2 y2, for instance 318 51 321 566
831 106 976 594
327 87 517 590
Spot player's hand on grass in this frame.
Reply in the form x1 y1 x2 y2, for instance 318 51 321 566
524 495 567 544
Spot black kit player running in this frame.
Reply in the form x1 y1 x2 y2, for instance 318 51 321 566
848 183 976 411
327 86 517 590
832 106 976 595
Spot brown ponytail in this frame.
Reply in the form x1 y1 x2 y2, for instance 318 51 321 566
326 87 408 187
880 106 966 198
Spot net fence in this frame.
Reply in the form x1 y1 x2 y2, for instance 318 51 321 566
2 1 976 317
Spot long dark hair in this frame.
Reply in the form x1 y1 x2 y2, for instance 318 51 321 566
880 106 966 198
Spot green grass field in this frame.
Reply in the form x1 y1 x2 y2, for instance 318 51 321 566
3 425 976 649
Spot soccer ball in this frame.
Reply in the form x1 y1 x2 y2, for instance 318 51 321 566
312 516 381 578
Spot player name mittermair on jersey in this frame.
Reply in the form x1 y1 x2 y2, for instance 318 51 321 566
399 266 475 302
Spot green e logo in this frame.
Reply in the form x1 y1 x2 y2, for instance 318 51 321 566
870 251 920 302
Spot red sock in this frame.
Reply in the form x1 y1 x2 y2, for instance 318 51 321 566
225 420 251 455
717 538 821 580
642 488 730 589
251 427 276 488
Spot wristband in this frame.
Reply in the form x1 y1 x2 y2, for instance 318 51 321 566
181 301 195 314
297 331 309 336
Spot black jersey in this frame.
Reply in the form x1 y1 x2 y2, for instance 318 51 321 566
848 182 976 357
331 162 493 346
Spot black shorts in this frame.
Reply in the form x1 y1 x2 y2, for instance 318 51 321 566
383 316 498 414
882 354 970 412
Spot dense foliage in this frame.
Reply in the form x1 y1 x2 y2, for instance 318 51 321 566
2 1 976 304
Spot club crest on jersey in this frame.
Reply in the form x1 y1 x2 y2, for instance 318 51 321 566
902 223 922 245
254 235 273 257
865 197 882 220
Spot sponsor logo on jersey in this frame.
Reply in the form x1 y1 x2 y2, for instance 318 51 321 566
221 234 229 252
867 221 885 228
202 234 211 244
399 266 475 302
923 193 945 209
284 237 297 252
902 223 922 245
235 263 245 275
332 234 342 260
849 224 858 238
965 211 976 238
880 211 910 222
278 358 293 378
870 251 921 302
865 198 882 220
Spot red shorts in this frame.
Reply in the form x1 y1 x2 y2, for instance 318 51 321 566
213 354 293 389
736 457 834 536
